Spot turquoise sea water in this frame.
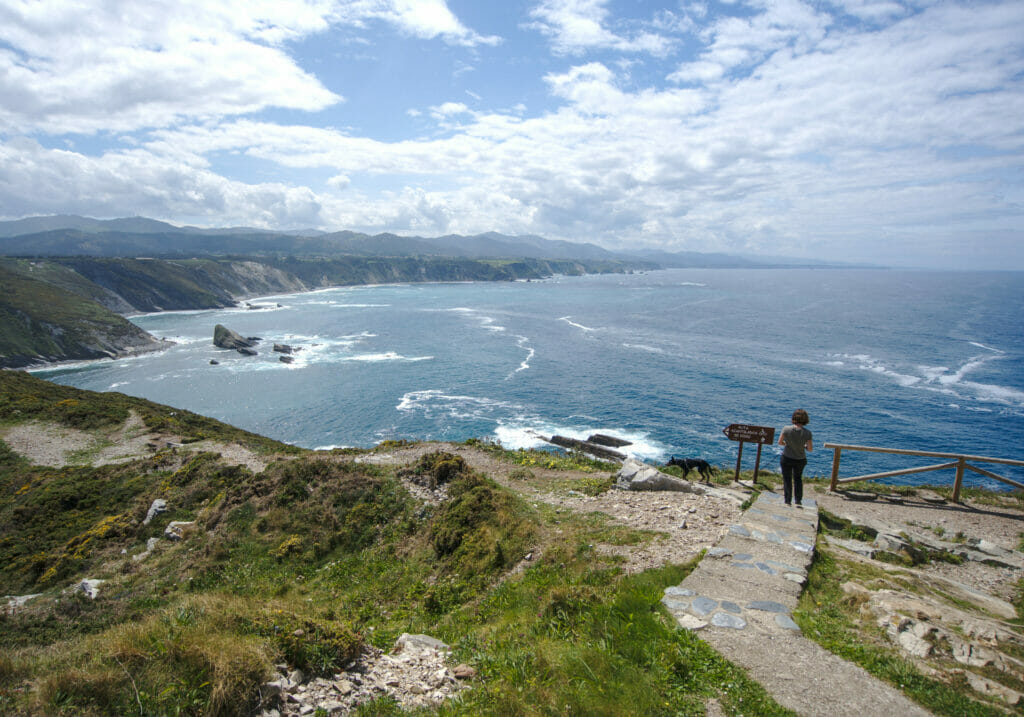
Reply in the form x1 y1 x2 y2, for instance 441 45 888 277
35 269 1024 490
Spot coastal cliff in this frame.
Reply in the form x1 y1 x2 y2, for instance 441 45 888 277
0 255 632 367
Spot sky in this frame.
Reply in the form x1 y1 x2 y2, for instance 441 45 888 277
1 1 1023 269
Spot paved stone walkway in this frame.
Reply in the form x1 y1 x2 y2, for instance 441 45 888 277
662 492 932 717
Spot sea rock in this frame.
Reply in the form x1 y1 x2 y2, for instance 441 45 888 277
616 459 705 494
273 343 294 354
213 324 256 350
279 355 294 364
209 359 219 365
586 433 632 448
237 347 258 356
548 435 626 461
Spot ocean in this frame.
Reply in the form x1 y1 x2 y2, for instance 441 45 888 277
33 269 1024 490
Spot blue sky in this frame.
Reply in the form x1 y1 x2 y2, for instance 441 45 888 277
1 0 1023 268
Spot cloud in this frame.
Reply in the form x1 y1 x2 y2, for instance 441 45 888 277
528 0 674 55
0 0 498 135
0 0 1021 269
0 1 342 134
376 0 501 45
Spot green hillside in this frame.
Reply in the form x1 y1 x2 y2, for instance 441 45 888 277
0 264 162 368
0 371 786 716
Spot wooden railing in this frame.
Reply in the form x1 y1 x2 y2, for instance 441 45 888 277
823 443 1024 503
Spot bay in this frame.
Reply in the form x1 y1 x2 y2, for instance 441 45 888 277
35 269 1024 490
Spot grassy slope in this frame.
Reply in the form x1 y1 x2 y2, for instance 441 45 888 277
0 265 159 368
0 372 789 716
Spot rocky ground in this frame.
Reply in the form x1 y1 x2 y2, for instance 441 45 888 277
4 418 1023 714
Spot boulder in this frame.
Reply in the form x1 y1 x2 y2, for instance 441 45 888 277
143 498 168 525
164 521 196 541
213 324 256 350
72 578 104 599
616 458 705 494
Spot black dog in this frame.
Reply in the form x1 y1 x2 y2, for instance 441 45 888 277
667 456 713 482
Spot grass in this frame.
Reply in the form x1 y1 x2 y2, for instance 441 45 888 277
796 549 1013 716
0 369 295 450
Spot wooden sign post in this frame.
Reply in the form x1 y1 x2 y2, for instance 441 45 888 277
723 424 776 483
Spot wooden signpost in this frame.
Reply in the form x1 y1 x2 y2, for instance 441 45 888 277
723 423 776 483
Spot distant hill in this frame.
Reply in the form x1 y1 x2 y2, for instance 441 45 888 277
0 214 834 268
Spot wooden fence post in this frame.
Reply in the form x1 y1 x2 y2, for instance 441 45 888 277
829 446 842 492
952 456 966 503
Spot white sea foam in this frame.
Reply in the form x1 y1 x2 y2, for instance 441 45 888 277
342 352 433 362
559 316 596 332
493 421 668 461
509 335 534 376
396 390 522 421
622 343 667 355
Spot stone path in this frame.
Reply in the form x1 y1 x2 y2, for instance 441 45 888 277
662 492 932 717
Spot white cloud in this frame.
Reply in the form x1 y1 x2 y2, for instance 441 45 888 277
528 0 674 55
0 0 498 135
0 1 341 134
0 0 1022 269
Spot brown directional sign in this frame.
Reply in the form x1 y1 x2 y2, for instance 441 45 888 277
723 424 775 444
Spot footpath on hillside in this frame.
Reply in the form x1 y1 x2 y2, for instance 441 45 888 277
661 491 932 717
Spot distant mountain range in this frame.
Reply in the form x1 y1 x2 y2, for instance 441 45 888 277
0 215 854 268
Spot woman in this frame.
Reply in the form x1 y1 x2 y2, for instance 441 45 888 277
778 409 813 507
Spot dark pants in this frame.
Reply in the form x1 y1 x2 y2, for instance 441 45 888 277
780 456 807 505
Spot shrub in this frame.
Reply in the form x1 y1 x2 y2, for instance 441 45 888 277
251 610 362 676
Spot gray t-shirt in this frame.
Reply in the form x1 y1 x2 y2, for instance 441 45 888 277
781 424 812 460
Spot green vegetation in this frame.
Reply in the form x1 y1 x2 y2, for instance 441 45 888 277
0 370 295 449
0 263 157 368
795 550 1009 716
0 372 793 715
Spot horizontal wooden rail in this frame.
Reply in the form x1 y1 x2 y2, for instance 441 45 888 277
823 443 1024 503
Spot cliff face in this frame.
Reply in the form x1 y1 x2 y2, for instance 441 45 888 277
0 263 164 368
0 255 631 367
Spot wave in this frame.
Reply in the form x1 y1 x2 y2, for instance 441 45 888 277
622 342 667 355
509 335 534 377
396 390 524 421
342 352 433 362
442 307 506 332
827 344 1022 408
559 316 596 332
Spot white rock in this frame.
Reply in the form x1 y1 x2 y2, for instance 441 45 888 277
73 579 104 599
676 614 708 630
164 521 195 540
897 630 933 658
144 498 168 525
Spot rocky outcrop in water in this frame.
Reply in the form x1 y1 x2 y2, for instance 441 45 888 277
213 324 258 353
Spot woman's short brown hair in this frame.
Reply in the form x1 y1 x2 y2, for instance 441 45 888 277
791 409 809 425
